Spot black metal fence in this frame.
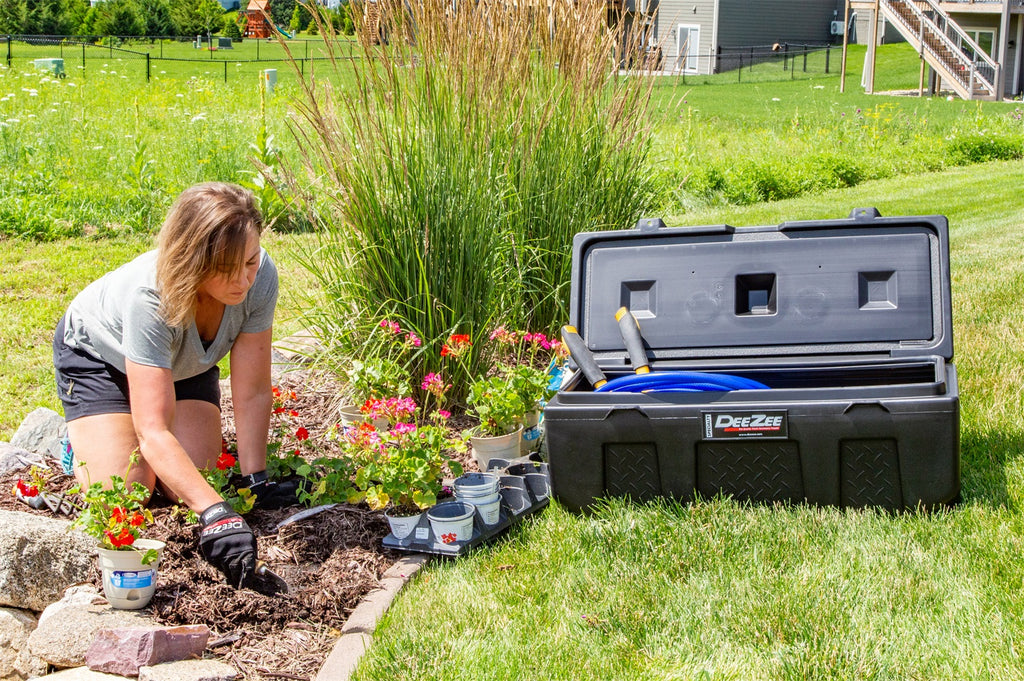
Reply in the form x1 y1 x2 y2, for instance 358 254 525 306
648 42 838 81
6 34 837 84
3 34 353 83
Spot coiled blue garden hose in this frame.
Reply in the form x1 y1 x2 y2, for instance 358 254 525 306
594 371 769 394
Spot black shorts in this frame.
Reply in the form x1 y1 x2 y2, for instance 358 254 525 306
53 316 221 422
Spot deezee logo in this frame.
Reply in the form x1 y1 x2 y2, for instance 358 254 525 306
714 414 784 429
703 410 788 439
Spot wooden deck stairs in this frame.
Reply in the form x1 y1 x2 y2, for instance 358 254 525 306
877 0 998 99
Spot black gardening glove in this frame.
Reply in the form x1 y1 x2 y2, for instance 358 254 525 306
235 470 305 510
199 502 257 588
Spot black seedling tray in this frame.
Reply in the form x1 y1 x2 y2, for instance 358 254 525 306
382 458 551 557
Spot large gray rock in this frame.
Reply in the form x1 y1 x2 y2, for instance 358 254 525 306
9 408 66 461
0 510 96 610
29 586 156 669
0 607 47 681
86 625 210 677
139 659 240 681
0 443 45 477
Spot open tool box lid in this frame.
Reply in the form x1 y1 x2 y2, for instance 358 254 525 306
568 208 953 368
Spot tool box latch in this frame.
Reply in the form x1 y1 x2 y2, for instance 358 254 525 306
849 207 882 221
635 217 666 232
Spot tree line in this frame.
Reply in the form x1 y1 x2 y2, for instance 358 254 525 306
0 0 353 39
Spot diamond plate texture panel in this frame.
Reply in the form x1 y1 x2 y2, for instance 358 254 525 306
604 443 661 499
696 442 803 503
840 439 902 508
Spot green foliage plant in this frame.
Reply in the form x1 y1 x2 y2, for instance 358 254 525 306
486 327 563 411
282 0 659 396
200 444 255 515
71 451 159 564
341 318 421 406
466 372 529 437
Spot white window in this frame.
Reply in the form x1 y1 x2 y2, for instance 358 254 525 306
677 24 700 74
964 29 995 60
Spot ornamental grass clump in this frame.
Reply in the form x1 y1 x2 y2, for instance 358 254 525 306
284 0 659 398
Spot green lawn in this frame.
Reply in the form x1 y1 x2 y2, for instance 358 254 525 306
353 160 1024 680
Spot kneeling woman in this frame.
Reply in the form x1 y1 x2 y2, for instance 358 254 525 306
53 182 294 588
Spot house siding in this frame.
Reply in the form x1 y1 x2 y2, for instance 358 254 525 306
649 0 845 73
716 0 844 47
654 0 717 73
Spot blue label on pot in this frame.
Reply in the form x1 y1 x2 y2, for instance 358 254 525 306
523 425 541 442
111 569 154 589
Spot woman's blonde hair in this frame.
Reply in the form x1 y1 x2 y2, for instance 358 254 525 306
156 183 264 328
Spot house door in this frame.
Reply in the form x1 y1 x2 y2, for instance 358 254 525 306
677 24 700 74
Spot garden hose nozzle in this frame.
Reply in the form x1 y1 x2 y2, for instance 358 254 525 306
615 307 650 375
560 325 607 389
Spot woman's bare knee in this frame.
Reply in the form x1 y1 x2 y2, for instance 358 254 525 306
66 414 155 493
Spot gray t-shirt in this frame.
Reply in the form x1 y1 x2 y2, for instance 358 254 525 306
61 249 278 381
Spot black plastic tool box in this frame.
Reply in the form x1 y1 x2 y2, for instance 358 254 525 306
544 208 959 512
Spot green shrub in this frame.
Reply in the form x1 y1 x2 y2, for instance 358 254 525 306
946 132 1023 165
808 153 866 190
724 160 802 205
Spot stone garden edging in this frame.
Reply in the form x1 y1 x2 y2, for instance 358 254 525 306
315 553 431 681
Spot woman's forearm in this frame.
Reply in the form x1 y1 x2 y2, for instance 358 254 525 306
137 428 222 512
233 387 273 475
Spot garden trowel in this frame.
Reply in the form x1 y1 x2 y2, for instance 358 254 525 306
250 560 290 596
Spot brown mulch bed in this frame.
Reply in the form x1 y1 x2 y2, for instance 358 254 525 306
0 370 483 680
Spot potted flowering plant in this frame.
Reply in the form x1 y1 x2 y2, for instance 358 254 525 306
71 452 165 609
340 319 420 425
343 398 464 540
485 328 567 454
465 372 528 468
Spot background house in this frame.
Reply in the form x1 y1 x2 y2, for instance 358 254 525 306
614 0 1021 99
615 0 846 74
852 0 1023 100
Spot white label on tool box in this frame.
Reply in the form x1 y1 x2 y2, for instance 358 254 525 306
702 411 788 440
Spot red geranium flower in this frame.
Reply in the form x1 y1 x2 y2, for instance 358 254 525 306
440 333 472 358
105 528 135 548
14 479 38 498
129 512 146 527
295 426 309 441
110 506 127 524
216 452 236 471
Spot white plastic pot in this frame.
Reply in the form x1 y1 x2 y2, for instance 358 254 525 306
384 509 423 540
469 427 523 470
426 500 475 544
96 539 165 610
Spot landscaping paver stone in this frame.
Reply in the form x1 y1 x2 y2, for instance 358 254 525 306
29 586 157 669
